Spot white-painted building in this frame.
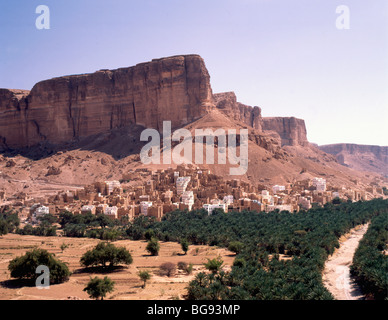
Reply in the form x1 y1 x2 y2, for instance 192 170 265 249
32 205 49 223
182 191 194 210
266 204 293 212
262 190 270 196
105 180 121 195
298 197 312 210
203 203 227 215
312 178 326 192
332 191 340 198
272 185 286 194
176 176 191 195
104 206 118 219
223 195 234 205
140 201 153 216
81 205 96 215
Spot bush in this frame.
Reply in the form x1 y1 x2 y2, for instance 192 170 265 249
146 237 160 256
83 276 115 300
204 257 224 274
144 229 155 240
138 270 151 288
0 211 20 235
181 239 189 255
177 261 188 270
8 248 70 284
0 219 9 236
160 262 176 277
186 263 194 275
228 241 243 255
80 242 133 269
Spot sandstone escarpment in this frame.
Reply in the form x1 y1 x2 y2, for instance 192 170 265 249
261 117 308 147
0 55 213 149
0 89 30 149
319 143 388 176
213 92 262 130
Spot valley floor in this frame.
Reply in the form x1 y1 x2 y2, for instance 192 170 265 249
322 224 369 300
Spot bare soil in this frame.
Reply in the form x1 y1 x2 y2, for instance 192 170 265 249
0 234 235 300
322 224 369 300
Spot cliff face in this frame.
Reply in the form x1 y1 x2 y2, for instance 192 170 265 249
213 92 262 130
0 55 213 149
261 117 308 147
319 143 388 176
0 89 30 149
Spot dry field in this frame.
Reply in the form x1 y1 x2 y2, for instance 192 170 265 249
0 234 235 300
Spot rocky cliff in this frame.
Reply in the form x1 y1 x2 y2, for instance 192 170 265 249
0 55 213 149
319 143 388 176
213 92 262 130
261 117 308 147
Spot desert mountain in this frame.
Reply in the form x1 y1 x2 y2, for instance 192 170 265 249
0 55 386 199
319 144 388 177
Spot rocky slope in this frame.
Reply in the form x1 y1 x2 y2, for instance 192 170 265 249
213 92 262 130
261 117 309 147
0 55 213 149
0 54 386 199
319 144 388 176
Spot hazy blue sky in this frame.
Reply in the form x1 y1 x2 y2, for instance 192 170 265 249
0 0 387 146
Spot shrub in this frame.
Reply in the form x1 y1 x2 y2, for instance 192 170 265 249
181 239 189 255
228 241 243 255
80 242 133 269
160 262 176 277
8 248 70 284
146 237 160 256
204 257 224 274
177 261 188 270
138 270 151 288
83 276 115 300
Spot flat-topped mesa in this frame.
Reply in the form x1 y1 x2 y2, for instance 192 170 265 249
262 117 308 147
0 55 213 149
319 143 388 175
213 92 262 130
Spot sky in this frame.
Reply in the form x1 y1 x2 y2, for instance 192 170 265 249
0 0 387 146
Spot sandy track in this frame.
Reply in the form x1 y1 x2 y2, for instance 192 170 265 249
322 224 369 300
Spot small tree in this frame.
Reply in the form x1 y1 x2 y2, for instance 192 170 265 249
144 229 155 240
8 248 70 284
138 270 151 288
80 242 133 269
0 220 8 236
204 257 224 274
180 239 189 255
228 241 243 255
96 214 114 229
146 237 160 256
160 262 176 277
60 243 69 252
83 276 115 300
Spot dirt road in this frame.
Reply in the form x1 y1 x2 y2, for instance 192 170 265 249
322 224 369 300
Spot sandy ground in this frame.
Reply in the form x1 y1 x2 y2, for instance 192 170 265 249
0 234 235 300
322 224 369 300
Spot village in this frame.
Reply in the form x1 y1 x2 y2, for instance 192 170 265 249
1 164 384 225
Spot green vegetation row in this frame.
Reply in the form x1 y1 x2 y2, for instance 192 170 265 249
350 212 388 300
2 199 387 300
125 199 387 300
